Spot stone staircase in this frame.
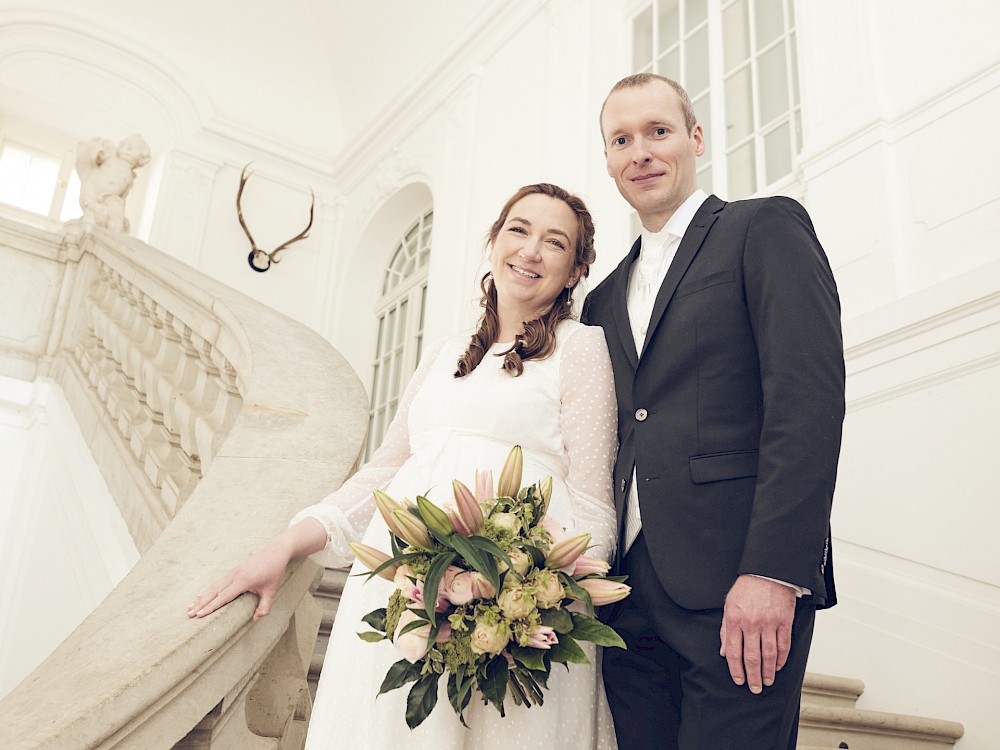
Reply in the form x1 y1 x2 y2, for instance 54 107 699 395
309 569 965 749
798 671 963 749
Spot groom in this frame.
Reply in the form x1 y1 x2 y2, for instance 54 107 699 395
583 74 845 749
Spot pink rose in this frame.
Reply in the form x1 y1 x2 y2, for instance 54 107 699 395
394 610 432 662
446 571 478 605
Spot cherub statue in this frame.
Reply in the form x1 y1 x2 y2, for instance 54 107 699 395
76 133 151 233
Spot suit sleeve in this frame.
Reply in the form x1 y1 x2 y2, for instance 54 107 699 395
738 197 845 591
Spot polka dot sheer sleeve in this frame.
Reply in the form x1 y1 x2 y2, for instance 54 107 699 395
289 339 446 569
558 325 619 562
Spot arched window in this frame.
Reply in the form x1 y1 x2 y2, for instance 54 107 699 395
365 209 433 459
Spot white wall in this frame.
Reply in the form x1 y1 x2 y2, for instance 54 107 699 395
0 377 138 699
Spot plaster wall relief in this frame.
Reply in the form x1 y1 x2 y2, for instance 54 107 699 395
146 150 218 269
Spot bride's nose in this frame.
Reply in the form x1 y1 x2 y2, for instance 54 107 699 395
518 240 542 262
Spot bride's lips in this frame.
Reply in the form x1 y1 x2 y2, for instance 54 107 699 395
508 264 540 280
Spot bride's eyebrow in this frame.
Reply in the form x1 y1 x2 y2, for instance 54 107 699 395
509 217 571 242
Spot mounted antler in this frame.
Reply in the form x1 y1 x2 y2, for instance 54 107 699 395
237 162 315 272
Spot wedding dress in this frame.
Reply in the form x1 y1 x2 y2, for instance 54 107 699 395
293 319 619 749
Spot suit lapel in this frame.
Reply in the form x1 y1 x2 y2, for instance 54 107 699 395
612 237 642 369
640 195 725 356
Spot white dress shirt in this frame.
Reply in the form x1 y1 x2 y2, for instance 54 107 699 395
623 190 707 551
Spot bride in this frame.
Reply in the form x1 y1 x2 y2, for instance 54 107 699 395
189 183 619 749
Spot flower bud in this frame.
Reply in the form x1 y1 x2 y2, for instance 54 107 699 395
496 445 523 498
374 489 408 539
417 494 453 538
576 578 631 606
544 532 591 572
452 480 485 535
392 508 434 550
572 554 611 577
523 624 558 650
348 542 397 581
475 469 495 502
536 476 553 517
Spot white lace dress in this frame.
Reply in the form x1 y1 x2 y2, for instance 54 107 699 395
292 319 619 749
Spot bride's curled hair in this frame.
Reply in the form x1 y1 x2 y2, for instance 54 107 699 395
455 183 596 378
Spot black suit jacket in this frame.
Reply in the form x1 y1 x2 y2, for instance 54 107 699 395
583 195 844 611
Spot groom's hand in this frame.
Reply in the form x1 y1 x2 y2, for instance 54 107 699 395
719 575 795 694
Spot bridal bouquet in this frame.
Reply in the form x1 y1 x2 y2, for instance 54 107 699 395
349 445 630 729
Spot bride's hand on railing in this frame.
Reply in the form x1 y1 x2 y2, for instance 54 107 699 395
188 518 328 621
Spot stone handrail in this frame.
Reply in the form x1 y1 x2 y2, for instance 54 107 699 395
0 219 368 748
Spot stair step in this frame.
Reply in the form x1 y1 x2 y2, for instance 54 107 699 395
802 672 865 709
799 703 964 749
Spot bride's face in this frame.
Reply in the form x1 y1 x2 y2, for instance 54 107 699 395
488 193 582 321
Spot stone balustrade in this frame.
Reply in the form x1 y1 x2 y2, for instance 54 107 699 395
0 217 368 748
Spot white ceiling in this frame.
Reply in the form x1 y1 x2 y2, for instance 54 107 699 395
1 0 492 161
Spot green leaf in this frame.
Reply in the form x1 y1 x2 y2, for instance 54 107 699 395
357 631 387 643
448 534 500 593
569 612 626 648
361 608 387 632
539 607 574 634
397 614 431 638
479 655 509 713
405 672 440 729
510 645 547 671
378 658 422 695
465 535 515 575
548 633 590 665
423 551 458 621
523 543 546 569
446 671 472 726
559 572 594 612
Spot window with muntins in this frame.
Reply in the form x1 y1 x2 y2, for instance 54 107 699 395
365 209 433 459
631 0 801 199
0 141 82 221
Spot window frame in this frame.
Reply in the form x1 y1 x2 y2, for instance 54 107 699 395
364 209 433 460
628 0 802 200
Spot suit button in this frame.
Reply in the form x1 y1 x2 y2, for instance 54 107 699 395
635 408 647 422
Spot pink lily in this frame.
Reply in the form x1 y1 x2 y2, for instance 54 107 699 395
475 468 495 502
452 480 485 535
572 554 611 577
576 578 631 606
348 542 398 581
496 445 523 498
544 532 591 572
524 624 559 649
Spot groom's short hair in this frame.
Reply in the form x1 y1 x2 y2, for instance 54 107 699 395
599 73 699 139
